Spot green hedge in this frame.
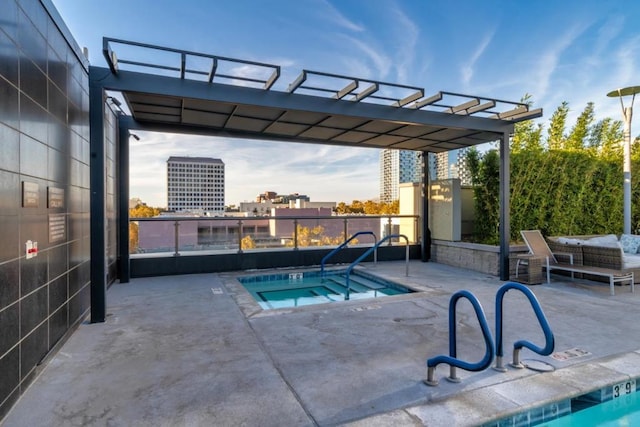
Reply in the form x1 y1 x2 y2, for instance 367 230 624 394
466 146 640 243
510 150 623 240
465 100 640 244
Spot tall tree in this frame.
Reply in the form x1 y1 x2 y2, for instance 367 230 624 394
334 199 399 214
591 118 623 159
512 119 544 153
511 94 544 153
566 102 595 150
129 203 162 253
547 102 569 150
130 203 161 218
467 148 500 244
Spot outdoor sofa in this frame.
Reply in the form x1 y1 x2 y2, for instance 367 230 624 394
547 234 640 285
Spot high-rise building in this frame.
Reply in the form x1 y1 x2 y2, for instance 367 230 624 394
430 148 472 185
379 149 422 203
167 156 225 214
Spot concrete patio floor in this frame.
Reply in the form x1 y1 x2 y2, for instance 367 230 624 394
3 260 640 426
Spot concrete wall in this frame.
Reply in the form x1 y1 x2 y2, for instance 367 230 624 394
399 182 420 243
431 240 528 276
461 186 475 237
429 179 461 241
0 0 91 418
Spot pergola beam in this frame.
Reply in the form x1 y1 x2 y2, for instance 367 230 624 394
93 67 514 135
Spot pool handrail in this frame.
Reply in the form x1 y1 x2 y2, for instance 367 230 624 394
344 234 409 300
320 231 377 278
425 290 495 386
493 282 555 371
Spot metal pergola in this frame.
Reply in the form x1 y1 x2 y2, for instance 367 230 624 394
89 37 542 322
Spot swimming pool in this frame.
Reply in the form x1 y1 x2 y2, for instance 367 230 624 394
238 269 413 310
484 378 638 426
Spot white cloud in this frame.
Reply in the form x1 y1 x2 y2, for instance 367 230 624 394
339 34 392 79
461 29 495 86
541 31 640 125
612 35 640 86
390 6 419 84
586 14 625 67
317 0 365 32
532 24 590 101
334 5 420 85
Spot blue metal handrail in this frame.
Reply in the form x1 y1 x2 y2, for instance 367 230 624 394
320 231 377 279
493 282 555 371
425 290 495 386
344 234 409 300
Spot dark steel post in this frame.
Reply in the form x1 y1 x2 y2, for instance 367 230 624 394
421 151 431 261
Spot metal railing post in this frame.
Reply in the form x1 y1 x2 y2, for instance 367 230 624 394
293 219 298 250
405 245 409 276
387 217 392 245
238 220 243 254
173 220 180 256
343 218 348 242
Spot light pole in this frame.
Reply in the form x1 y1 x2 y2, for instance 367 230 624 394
607 86 640 235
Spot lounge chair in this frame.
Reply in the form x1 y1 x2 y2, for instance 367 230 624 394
519 230 634 296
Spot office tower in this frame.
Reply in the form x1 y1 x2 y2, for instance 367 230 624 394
167 156 225 214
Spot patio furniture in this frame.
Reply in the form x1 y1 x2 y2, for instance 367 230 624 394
513 253 545 285
547 234 640 284
520 230 634 296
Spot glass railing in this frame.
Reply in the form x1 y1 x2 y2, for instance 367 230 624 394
129 214 420 256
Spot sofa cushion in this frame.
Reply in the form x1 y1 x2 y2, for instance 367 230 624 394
557 237 584 245
623 253 640 269
620 234 640 254
584 234 619 248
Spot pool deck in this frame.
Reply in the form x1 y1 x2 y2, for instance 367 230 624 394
3 260 640 426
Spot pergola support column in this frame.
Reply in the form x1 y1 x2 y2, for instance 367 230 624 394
421 151 431 262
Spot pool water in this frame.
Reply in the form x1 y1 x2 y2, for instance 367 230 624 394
486 378 639 426
543 386 640 426
238 270 412 310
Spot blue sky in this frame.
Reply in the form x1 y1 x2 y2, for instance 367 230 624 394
52 0 640 207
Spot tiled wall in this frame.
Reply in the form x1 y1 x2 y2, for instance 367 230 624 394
105 102 118 284
0 0 92 418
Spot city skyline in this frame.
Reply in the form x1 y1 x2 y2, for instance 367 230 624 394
52 0 640 207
